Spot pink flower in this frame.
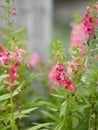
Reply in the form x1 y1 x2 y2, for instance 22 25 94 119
13 46 25 67
7 66 19 90
27 52 40 69
83 11 98 36
61 78 72 85
80 49 86 55
67 60 78 71
70 24 88 50
65 84 76 91
61 78 76 91
11 8 16 15
48 64 66 88
49 64 76 91
95 4 98 12
48 66 57 84
9 67 19 82
83 64 88 71
67 67 72 74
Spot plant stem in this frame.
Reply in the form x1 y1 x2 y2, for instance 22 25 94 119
63 92 73 130
74 39 93 86
88 100 93 130
10 89 15 130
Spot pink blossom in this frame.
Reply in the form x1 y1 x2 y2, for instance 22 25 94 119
67 67 72 74
83 64 88 71
70 24 88 50
7 66 19 90
61 78 72 85
83 12 98 36
67 60 78 71
61 78 76 91
13 46 25 67
48 64 66 88
95 4 98 12
27 52 40 69
80 49 86 55
11 8 16 15
65 84 76 91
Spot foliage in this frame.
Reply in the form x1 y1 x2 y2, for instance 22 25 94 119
0 0 98 130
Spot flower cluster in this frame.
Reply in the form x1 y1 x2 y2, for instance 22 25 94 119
83 10 98 36
49 64 76 91
0 44 25 90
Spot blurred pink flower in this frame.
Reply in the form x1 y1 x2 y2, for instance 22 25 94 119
67 60 78 71
48 65 59 86
13 46 26 67
27 52 40 69
11 8 16 15
95 4 98 12
83 64 88 71
70 24 88 50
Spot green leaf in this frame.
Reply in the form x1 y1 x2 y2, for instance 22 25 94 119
1 6 9 14
0 94 10 101
11 28 26 36
25 73 42 85
60 101 66 117
41 110 56 121
50 93 64 99
54 122 63 130
0 74 8 82
0 85 5 91
0 81 25 101
27 123 51 130
0 16 7 21
37 101 57 108
72 104 90 112
14 107 38 119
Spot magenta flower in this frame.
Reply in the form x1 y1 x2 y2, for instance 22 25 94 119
83 12 98 36
65 84 76 91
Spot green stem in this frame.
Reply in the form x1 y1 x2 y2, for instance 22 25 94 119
63 92 73 129
10 89 15 130
88 101 93 130
74 41 93 85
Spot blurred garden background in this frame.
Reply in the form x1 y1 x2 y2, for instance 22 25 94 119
13 0 91 62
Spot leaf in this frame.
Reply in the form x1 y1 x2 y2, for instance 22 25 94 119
0 74 8 82
1 5 9 13
41 110 56 121
27 123 51 130
0 16 7 21
11 28 26 36
0 85 5 91
25 73 42 85
0 94 10 101
13 81 25 95
54 122 63 130
50 93 64 99
60 101 66 117
14 107 38 119
72 104 90 112
0 81 25 101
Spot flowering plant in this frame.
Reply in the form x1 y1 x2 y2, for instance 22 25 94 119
0 0 40 130
0 0 98 130
30 1 98 130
